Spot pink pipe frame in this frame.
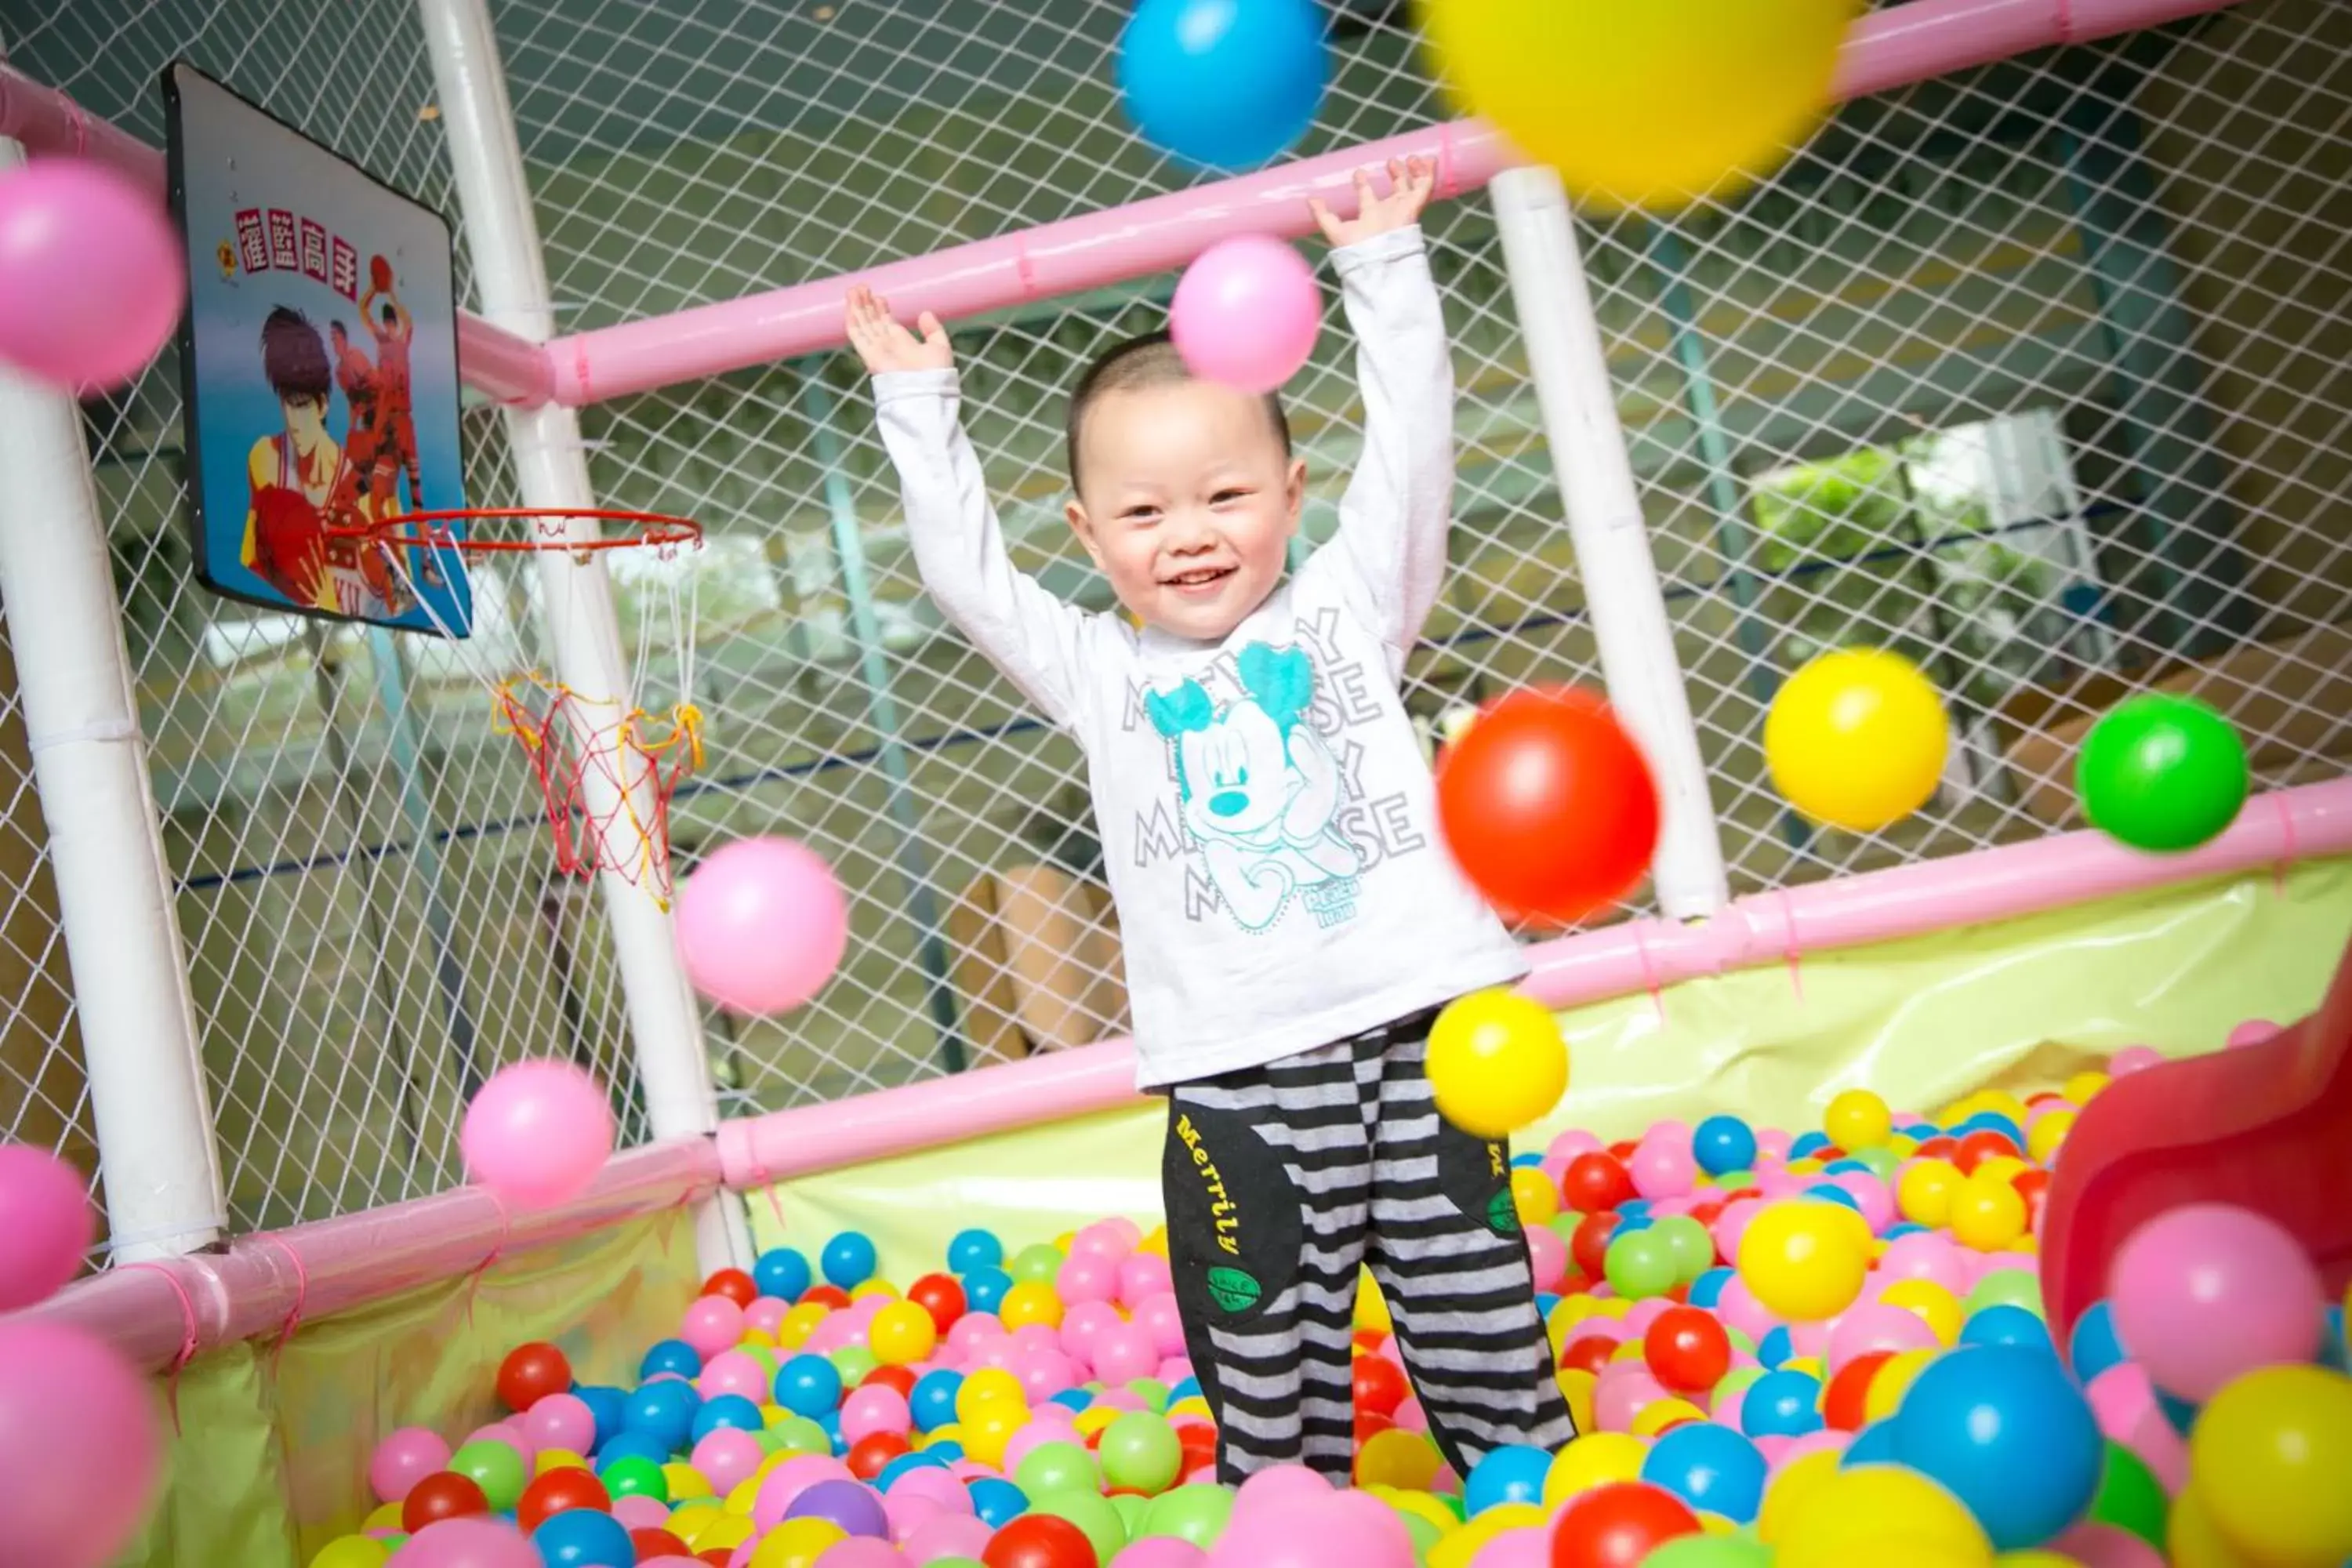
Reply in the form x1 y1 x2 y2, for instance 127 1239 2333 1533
0 65 554 407
545 0 2252 405
718 779 2352 1185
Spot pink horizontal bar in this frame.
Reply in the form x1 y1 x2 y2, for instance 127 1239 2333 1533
1832 0 2245 99
718 779 2352 1187
0 65 554 407
6 1138 719 1375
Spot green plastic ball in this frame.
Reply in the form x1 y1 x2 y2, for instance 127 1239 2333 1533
1639 1536 1773 1566
1098 1411 1183 1494
829 1345 879 1385
447 1439 527 1512
1964 1269 2044 1319
1603 1230 1679 1300
1647 1215 1715 1283
1127 1377 1171 1414
1014 1440 1099 1499
597 1453 669 1503
2077 694 2249 852
1136 1483 1233 1546
1029 1487 1127 1565
2089 1439 2169 1549
771 1414 832 1455
1010 1243 1066 1284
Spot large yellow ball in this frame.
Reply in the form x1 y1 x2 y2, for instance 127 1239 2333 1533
2187 1365 2352 1566
1543 1432 1646 1506
1427 988 1569 1138
1737 1200 1869 1322
750 1519 849 1568
1896 1159 1964 1228
1357 1428 1443 1490
998 1280 1065 1330
1824 1088 1893 1150
1948 1171 2028 1253
1417 0 1863 210
1771 1465 1993 1568
1766 649 1951 832
868 1299 938 1366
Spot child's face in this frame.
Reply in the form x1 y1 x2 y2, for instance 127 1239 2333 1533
1067 379 1304 642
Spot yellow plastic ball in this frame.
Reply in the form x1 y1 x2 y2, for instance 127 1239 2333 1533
2187 1364 2352 1566
1356 1269 1394 1334
1544 1432 1647 1506
724 1474 764 1516
1863 1347 1939 1425
1387 1489 1460 1536
1994 1555 2085 1568
361 1502 404 1533
1878 1279 1965 1345
309 1537 390 1568
1138 1225 1169 1258
1977 1090 2030 1122
1757 1449 1846 1543
2061 1071 2110 1105
961 1403 1028 1468
1427 989 1569 1138
750 1518 851 1568
1416 0 1860 210
1610 1339 1646 1363
1428 1504 1545 1568
869 1299 940 1366
850 1279 898 1301
1556 1367 1598 1435
1824 1088 1893 1150
1764 649 1952 832
533 1449 590 1476
1949 1172 2028 1252
1737 1200 1869 1321
2027 1111 2076 1165
663 1461 714 1501
2169 1484 2258 1568
1167 1396 1215 1423
1358 1428 1444 1490
956 1368 1025 1421
1632 1397 1708 1437
1974 1156 2030 1188
1771 1464 1993 1568
1511 1167 1560 1226
1072 1406 1121 1438
1897 1160 1963 1227
777 1302 829 1350
1780 1356 1825 1381
999 1280 1065 1330
691 1512 758 1551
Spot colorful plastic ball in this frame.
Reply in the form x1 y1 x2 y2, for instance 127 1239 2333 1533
1765 1462 1991 1563
965 1267 1014 1317
984 1509 1102 1568
373 1428 455 1504
2076 694 2249 852
402 1471 492 1534
460 1061 615 1210
2108 1203 2324 1403
1823 1091 1893 1152
870 1300 941 1367
1424 989 1570 1138
1548 1480 1703 1568
1947 1172 2028 1253
1434 686 1660 925
0 1143 93 1312
1736 1201 1867 1322
640 1339 702 1382
0 1319 163 1568
310 1536 393 1568
1462 1445 1551 1515
1640 1424 1766 1525
1762 648 1951 832
572 1386 627 1449
1011 1244 1067 1286
1029 1487 1128 1566
675 837 848 1014
757 1248 815 1302
1691 1117 1758 1178
448 1439 529 1512
0 159 188 392
2187 1363 2352 1566
1099 1412 1183 1494
1888 1345 2103 1551
1166 234 1322 396
1603 1230 1679 1301
625 1379 700 1451
387 1518 537 1567
1956 1304 2051 1353
1116 0 1327 170
822 1232 880 1290
2083 1441 2167 1550
597 1453 668 1503
1738 1370 1824 1439
691 1392 764 1440
531 1504 637 1566
1632 1541 1772 1568
1643 1307 1731 1394
909 1273 970 1333
949 1230 1005 1274
788 1476 891 1538
969 1477 1031 1530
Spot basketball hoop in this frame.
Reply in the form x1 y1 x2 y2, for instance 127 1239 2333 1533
336 506 710 907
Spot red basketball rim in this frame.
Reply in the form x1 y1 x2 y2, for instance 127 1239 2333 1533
321 506 702 554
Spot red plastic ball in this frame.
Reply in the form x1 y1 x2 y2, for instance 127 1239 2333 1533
1354 1408 1396 1448
1642 1307 1731 1394
1606 1140 1640 1163
1912 1135 1959 1162
801 1284 852 1311
1563 1154 1637 1216
1436 686 1660 925
1953 1128 2020 1174
1175 1422 1218 1468
633 1527 691 1559
517 1467 611 1533
1548 1481 1703 1568
985 1512 1101 1568
495 1341 572 1413
1570 1210 1620 1282
848 1430 911 1479
1560 1335 1617 1377
1352 1353 1410 1417
702 1268 759 1308
862 1364 920 1398
401 1472 490 1534
908 1272 969 1333
699 1552 735 1567
1821 1349 1893 1432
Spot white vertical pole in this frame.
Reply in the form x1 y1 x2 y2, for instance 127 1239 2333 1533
413 0 749 1272
0 138 228 1261
1489 167 1731 920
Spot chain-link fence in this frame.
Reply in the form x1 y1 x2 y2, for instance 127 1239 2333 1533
2 0 2347 1246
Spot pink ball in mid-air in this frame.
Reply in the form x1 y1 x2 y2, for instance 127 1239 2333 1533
0 160 186 393
0 1319 163 1568
0 1143 93 1312
388 1517 537 1567
460 1061 614 1210
1169 235 1321 394
2107 1202 2324 1401
674 837 850 1015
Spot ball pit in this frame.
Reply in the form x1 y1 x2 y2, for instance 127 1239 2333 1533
303 1036 2352 1568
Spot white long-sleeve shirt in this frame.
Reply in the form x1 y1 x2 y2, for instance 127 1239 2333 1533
872 226 1526 1089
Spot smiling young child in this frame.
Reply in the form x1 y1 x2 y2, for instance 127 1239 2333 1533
848 158 1575 1483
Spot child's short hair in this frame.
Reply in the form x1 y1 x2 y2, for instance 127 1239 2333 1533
261 307 331 404
1065 331 1290 495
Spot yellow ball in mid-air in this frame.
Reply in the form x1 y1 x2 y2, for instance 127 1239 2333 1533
1766 648 1952 832
1427 988 1570 1138
1417 0 1864 210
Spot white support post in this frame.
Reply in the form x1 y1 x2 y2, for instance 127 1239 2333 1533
414 0 749 1272
1489 166 1731 920
0 136 228 1261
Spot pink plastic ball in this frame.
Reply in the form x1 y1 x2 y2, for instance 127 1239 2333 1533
683 1296 748 1358
372 1425 454 1503
2120 1402 2188 1494
1074 1219 1141 1261
1467 1528 1548 1568
1091 1322 1160 1387
1714 1275 1774 1342
389 1518 537 1568
2227 1018 2281 1049
889 1468 973 1512
1156 1356 1195 1386
2052 1523 2166 1568
1169 236 1321 394
841 1385 913 1443
1828 1173 1893 1235
2082 1363 2157 1443
463 1423 533 1465
1592 1366 1668 1432
459 1061 615 1210
1629 1139 1697 1200
1877 1230 1967 1293
884 1491 946 1544
1754 1129 1794 1161
613 1494 670 1530
1548 1130 1603 1162
1060 1301 1123 1367
818 1541 913 1568
1620 1298 1672 1335
1525 1225 1568 1294
749 1298 790 1334
521 1392 595 1456
0 1320 162 1568
1777 1429 1849 1468
2107 1045 2163 1076
1118 1253 1174 1305
1229 1463 1333 1524
1827 1302 1938 1370
1056 1255 1119 1305
674 837 849 1015
903 1513 993 1565
1393 1396 1428 1434
757 1456 858 1530
701 1348 768 1402
695 1427 768 1494
1134 1293 1189 1359
0 1144 93 1312
1014 1347 1080 1403
2108 1202 2324 1401
0 161 186 393
1117 1540 1208 1568
947 1314 1004 1352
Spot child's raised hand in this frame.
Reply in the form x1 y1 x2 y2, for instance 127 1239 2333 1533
846 285 953 375
1309 156 1437 249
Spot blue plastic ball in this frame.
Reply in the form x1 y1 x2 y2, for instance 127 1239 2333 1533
1737 1369 1824 1438
2067 1300 2127 1383
912 1369 964 1432
1693 1115 1759 1177
532 1504 636 1566
946 1229 1004 1274
1167 1377 1203 1406
1617 1199 1654 1219
818 1407 845 1454
963 1265 1013 1316
1959 1304 2054 1353
2155 1388 2198 1436
822 1231 878 1290
877 1450 952 1490
1957 1112 2027 1150
1789 1131 1832 1160
1047 1388 1092 1413
927 1440 965 1464
1755 1326 1795 1371
1641 1422 1766 1523
1842 1419 1900 1468
1464 1444 1551 1515
754 1247 813 1302
1686 1268 1733 1311
1883 1222 1927 1241
1608 1214 1653 1243
637 1339 702 1381
2325 1305 2348 1372
1889 1345 2104 1551
969 1476 1029 1527
573 1385 628 1449
622 1379 699 1454
1116 0 1327 170
591 1431 669 1470
1534 1292 1562 1319
691 1393 765 1441
1822 1158 1871 1176
1804 1182 1863 1213
775 1353 845 1418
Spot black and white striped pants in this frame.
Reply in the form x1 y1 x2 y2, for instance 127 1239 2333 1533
1160 1008 1577 1483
